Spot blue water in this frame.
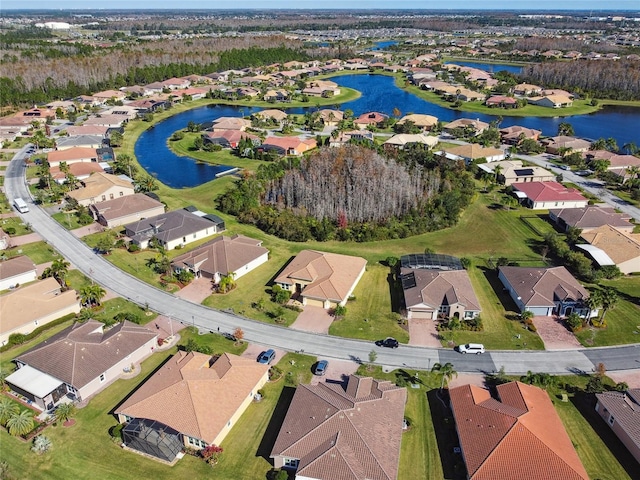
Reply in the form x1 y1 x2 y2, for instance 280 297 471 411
370 40 398 51
445 61 523 75
135 74 640 188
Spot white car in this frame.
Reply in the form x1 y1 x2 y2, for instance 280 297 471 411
457 343 485 354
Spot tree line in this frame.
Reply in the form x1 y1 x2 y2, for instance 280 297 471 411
218 145 475 242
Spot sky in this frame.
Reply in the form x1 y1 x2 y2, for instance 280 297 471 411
2 1 639 11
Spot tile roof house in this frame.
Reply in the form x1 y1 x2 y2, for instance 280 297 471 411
548 206 634 234
401 268 481 320
210 117 252 132
354 112 389 129
499 125 542 144
115 351 269 462
384 134 438 150
541 136 591 155
595 389 640 464
498 266 596 318
0 277 80 347
443 118 489 136
528 94 573 108
65 125 110 137
437 144 505 165
89 193 166 228
47 147 99 167
485 95 518 108
317 109 344 126
171 234 269 282
261 136 317 156
50 160 106 184
396 113 438 131
203 129 260 149
479 160 555 186
450 382 589 480
55 134 105 151
580 225 640 274
124 208 222 250
274 250 367 309
67 172 135 207
512 181 588 209
513 83 543 95
0 255 37 291
271 375 407 480
254 109 288 122
6 320 157 410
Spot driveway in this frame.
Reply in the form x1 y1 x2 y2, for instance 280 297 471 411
310 358 359 386
71 224 104 238
145 314 188 339
608 369 640 388
174 276 213 303
7 232 42 246
408 319 443 348
241 343 286 365
533 315 582 350
290 305 334 334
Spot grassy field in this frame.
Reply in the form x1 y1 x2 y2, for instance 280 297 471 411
51 211 86 230
1 240 59 264
0 216 33 236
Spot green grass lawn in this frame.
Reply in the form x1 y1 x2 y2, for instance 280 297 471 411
1 241 59 264
51 211 87 230
0 216 33 236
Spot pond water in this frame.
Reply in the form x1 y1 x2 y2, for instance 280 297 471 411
370 40 398 51
444 60 524 75
136 74 640 188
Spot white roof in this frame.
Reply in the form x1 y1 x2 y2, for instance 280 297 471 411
5 365 64 399
576 244 616 266
513 191 528 199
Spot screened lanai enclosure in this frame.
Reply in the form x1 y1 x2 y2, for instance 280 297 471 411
122 418 183 462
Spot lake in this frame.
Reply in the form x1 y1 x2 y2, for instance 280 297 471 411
445 60 523 75
135 74 640 188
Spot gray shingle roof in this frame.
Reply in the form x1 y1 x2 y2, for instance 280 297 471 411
596 389 640 451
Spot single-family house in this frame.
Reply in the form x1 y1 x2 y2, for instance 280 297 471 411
115 351 269 462
317 109 344 126
485 95 518 108
171 234 268 282
401 266 481 320
55 135 105 151
263 89 289 102
549 206 634 234
253 109 288 123
50 161 107 184
512 181 588 209
65 125 109 138
161 77 191 90
0 256 37 291
580 225 640 274
384 134 438 150
274 250 367 309
92 89 127 102
354 111 389 129
271 375 406 480
67 172 135 207
513 83 543 96
437 144 505 165
542 136 591 155
303 80 341 97
396 114 438 131
83 114 127 129
479 160 555 186
595 389 640 464
450 382 588 480
124 209 221 250
499 125 542 144
89 193 166 228
0 277 80 347
261 137 317 156
5 320 157 410
498 266 595 317
48 147 98 167
443 118 489 136
203 130 260 149
210 117 251 132
528 94 573 108
329 130 374 148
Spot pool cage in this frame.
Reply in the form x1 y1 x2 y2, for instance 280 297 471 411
122 418 184 462
400 253 463 271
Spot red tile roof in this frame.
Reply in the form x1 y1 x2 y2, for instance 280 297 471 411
450 382 588 480
512 182 587 202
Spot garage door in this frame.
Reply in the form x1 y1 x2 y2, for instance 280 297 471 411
304 298 325 308
409 310 434 320
528 307 550 316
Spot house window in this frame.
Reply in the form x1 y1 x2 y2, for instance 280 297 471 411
119 191 124 197
608 415 615 426
183 237 186 243
102 195 106 201
193 234 196 239
283 458 299 468
110 193 114 199
99 373 106 382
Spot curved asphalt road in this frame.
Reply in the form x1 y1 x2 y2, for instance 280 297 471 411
5 145 640 374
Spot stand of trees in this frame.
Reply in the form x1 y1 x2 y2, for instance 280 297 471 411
218 145 475 242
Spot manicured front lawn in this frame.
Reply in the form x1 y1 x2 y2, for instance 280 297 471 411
0 216 33 236
1 241 59 264
51 211 88 230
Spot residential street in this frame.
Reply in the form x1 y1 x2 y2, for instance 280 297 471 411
4 145 639 375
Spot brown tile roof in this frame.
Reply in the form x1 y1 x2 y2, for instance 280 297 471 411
66 125 109 137
1 277 79 334
50 161 105 181
499 266 589 308
443 144 503 160
397 114 438 128
116 352 269 444
274 250 367 304
0 256 36 281
450 382 588 480
581 225 640 264
549 206 633 231
89 193 164 222
443 118 489 131
271 375 407 480
596 389 640 450
171 234 268 277
16 320 156 389
48 147 98 164
401 268 481 312
67 172 134 203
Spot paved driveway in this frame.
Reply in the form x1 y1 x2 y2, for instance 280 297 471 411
408 319 443 348
290 305 334 334
71 224 104 238
7 232 42 246
310 358 359 385
241 343 286 365
533 315 582 350
174 276 213 303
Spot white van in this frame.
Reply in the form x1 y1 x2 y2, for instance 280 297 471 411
13 197 29 213
457 343 485 354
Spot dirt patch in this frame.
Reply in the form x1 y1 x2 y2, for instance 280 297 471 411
63 419 76 428
290 306 334 334
533 315 582 350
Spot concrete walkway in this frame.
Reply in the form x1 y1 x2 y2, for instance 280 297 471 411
533 315 583 350
71 223 104 238
290 306 334 334
408 319 443 348
7 232 42 245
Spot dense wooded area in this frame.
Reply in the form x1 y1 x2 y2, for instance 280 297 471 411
218 145 475 242
519 59 640 100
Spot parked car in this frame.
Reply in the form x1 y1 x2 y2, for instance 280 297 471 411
314 360 329 376
257 349 276 364
375 337 399 348
457 343 485 354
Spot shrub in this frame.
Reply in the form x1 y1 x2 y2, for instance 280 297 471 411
4 227 15 235
114 312 141 324
127 243 140 252
109 423 124 440
565 313 583 332
31 435 52 455
7 333 27 346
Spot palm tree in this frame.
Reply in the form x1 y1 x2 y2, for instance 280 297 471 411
6 409 34 436
49 258 70 286
558 122 574 136
584 289 602 326
598 287 619 325
623 141 638 155
431 362 458 390
79 284 106 307
0 398 19 426
493 164 503 183
54 403 76 423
